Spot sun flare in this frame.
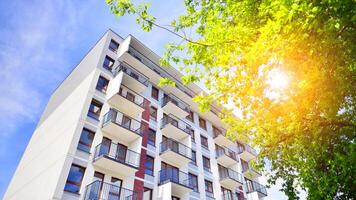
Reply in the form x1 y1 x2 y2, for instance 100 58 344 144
267 68 289 90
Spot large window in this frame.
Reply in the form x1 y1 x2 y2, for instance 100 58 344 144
143 187 153 200
189 173 199 192
144 155 154 176
103 56 115 71
191 150 197 165
151 86 159 100
199 117 207 130
149 106 157 121
96 76 109 93
77 128 95 153
186 110 194 122
204 180 214 197
202 156 211 172
200 135 209 149
88 99 102 120
64 164 86 193
190 131 195 143
109 39 119 52
147 128 156 146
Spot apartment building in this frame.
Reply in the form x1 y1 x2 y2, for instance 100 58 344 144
4 29 267 200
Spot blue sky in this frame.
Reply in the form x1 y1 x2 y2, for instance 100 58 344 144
0 0 298 199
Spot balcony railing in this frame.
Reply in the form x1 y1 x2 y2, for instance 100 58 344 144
160 138 192 160
219 167 244 184
84 180 138 200
237 143 257 156
216 147 238 161
127 46 196 98
161 114 194 135
159 169 195 189
161 93 190 112
246 180 267 196
213 127 227 138
114 61 149 87
221 193 241 200
118 84 145 108
102 109 142 136
93 142 140 168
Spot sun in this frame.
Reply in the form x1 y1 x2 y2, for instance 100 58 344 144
266 68 289 90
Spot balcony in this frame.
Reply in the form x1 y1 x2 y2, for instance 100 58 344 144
160 138 192 168
114 61 149 93
92 142 140 177
216 147 238 167
107 84 145 118
160 114 194 141
161 94 190 119
158 169 194 197
237 143 257 162
84 180 139 200
221 193 241 200
219 167 244 189
213 127 234 147
246 180 267 198
241 161 262 179
102 109 142 144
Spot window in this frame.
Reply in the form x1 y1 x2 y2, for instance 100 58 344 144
212 126 222 137
189 173 199 192
151 86 159 100
96 76 109 93
88 99 102 120
64 164 85 193
103 56 115 71
221 187 233 200
200 135 208 149
144 155 154 176
191 150 197 165
109 39 119 52
186 110 194 122
149 106 157 121
190 131 195 143
204 180 214 197
202 156 211 172
77 128 95 153
199 117 207 130
147 128 156 146
143 187 153 200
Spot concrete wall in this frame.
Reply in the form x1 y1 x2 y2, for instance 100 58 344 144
3 32 111 200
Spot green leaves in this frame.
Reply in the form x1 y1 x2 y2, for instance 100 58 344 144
106 0 356 198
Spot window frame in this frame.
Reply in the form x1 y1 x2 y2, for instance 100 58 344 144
88 99 103 120
186 110 194 122
191 150 197 165
200 135 209 149
151 86 159 101
149 106 157 121
204 179 214 197
189 173 199 192
109 39 119 52
202 156 211 172
199 117 207 130
144 155 154 176
64 164 86 194
103 55 115 71
77 128 95 153
147 128 156 146
96 76 109 93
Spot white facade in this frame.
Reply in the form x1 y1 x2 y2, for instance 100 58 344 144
4 29 267 200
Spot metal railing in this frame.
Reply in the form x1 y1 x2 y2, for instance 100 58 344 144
127 47 196 98
237 143 257 156
218 167 244 184
216 146 238 161
114 61 149 87
160 114 194 135
221 193 241 200
246 180 267 196
118 84 145 108
241 160 261 176
84 180 139 200
102 109 142 136
160 138 192 160
161 93 190 112
93 142 140 168
158 169 195 189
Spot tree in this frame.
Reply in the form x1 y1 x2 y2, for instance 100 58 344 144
106 0 356 199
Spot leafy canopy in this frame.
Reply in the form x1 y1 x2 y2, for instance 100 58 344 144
106 0 356 199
